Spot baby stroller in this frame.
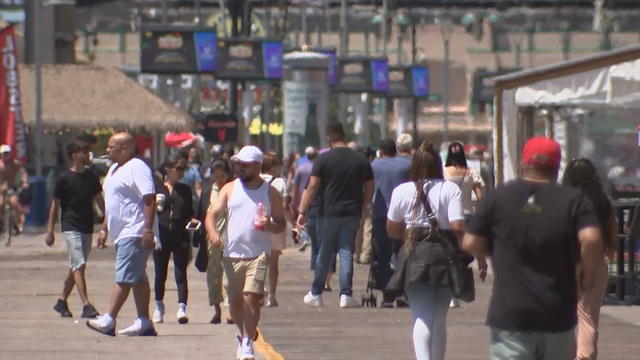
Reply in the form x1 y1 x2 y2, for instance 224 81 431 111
361 236 380 307
361 260 378 307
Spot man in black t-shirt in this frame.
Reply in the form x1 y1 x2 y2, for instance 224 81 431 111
297 122 374 308
463 137 602 360
46 140 103 319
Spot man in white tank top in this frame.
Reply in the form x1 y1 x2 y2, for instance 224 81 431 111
205 146 285 360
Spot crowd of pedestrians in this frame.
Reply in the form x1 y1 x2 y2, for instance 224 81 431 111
43 126 618 360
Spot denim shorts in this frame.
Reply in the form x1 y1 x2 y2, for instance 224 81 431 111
115 237 152 284
490 327 575 360
63 231 92 271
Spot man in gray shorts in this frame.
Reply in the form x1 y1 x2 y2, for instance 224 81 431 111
86 132 158 337
46 140 103 318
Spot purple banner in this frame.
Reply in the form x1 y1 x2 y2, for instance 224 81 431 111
411 66 429 97
319 50 337 86
194 32 217 72
262 41 283 79
370 59 389 92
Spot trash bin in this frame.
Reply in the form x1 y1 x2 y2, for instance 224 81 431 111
24 176 47 227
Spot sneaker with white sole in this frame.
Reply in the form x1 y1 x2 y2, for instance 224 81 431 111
235 334 242 359
117 318 157 336
303 291 323 307
449 299 461 308
239 337 255 360
176 303 189 324
152 307 164 323
86 314 116 336
265 294 278 307
339 294 361 308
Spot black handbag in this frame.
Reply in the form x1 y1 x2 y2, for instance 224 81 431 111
193 229 208 273
418 181 475 302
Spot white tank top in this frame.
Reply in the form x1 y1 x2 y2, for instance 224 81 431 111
225 178 271 258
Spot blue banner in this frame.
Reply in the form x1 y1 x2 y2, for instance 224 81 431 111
262 41 283 79
411 66 429 97
319 50 337 86
370 59 389 92
194 32 217 72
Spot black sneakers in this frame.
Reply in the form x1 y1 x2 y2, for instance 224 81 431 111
53 299 72 317
81 304 100 318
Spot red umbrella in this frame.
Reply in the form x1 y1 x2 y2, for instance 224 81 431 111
164 132 197 148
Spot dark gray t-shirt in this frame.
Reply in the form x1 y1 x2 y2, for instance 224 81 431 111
468 179 599 332
311 147 373 217
54 169 102 233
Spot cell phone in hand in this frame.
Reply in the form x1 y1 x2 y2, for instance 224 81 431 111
185 220 202 231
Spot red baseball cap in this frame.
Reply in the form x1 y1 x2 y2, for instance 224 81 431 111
521 136 561 169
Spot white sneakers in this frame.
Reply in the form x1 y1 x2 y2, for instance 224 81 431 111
449 299 461 308
87 314 156 336
177 303 189 324
303 292 361 308
238 337 255 360
339 295 362 308
303 291 323 307
86 313 116 336
117 318 157 336
152 301 164 323
154 302 188 324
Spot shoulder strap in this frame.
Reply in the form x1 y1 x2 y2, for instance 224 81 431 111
415 181 439 231
269 176 278 185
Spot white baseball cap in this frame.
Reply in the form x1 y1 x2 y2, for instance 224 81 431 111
231 145 263 164
0 144 11 153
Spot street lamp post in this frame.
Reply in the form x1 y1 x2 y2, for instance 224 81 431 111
438 16 453 144
34 0 43 177
411 23 418 144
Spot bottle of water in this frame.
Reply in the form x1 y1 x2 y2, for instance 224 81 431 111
254 202 265 231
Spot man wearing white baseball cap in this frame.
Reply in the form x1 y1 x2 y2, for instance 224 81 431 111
205 145 285 360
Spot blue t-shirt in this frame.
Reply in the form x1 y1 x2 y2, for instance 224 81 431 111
371 156 411 218
180 166 202 193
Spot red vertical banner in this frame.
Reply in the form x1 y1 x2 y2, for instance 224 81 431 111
0 26 27 163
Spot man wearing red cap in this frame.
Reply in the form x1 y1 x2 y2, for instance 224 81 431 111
462 137 603 359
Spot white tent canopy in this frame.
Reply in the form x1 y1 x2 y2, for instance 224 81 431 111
493 45 640 184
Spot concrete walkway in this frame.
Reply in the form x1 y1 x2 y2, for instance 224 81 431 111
1 231 639 359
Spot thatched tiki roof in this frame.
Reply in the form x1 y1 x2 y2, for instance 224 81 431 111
19 64 193 131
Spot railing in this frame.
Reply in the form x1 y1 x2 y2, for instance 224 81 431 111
606 199 640 305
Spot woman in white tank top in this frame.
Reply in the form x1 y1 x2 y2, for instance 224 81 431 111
443 142 486 308
443 142 484 218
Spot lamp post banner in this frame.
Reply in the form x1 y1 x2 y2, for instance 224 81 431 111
0 26 27 163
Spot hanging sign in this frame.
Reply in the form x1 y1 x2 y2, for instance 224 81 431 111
216 38 283 80
334 56 389 93
140 26 217 74
386 65 429 98
195 113 238 143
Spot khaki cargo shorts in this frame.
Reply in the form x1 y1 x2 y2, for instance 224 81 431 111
222 252 270 300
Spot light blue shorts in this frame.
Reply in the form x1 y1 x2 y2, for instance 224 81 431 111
63 231 92 271
115 237 152 284
490 327 575 360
